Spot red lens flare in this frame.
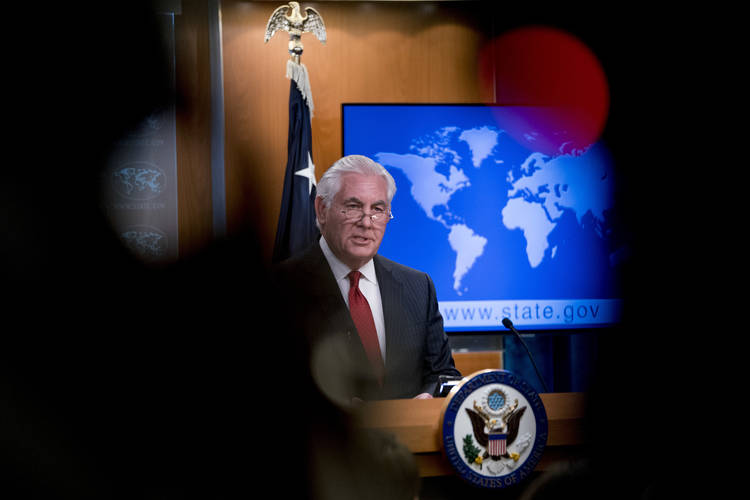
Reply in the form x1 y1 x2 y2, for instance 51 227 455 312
479 26 610 156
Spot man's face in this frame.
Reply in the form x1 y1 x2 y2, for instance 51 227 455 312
316 172 389 270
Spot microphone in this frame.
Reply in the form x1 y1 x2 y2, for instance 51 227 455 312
501 318 550 393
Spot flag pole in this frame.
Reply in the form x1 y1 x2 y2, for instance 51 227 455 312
265 3 326 262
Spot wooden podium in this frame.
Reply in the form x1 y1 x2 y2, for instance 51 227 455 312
356 392 587 477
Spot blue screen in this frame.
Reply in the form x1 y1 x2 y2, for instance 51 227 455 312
342 104 623 331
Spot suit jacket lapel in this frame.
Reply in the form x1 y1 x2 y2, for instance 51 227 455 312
374 256 406 377
291 243 382 400
303 244 356 338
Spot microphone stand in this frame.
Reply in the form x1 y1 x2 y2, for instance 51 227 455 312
502 318 550 393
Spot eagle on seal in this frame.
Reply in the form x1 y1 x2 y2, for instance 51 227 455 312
466 399 526 460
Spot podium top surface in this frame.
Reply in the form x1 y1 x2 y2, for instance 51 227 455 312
356 392 585 453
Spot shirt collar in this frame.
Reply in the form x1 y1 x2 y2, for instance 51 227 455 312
319 236 377 285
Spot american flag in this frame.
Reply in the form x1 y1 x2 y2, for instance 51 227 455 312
272 62 320 263
488 432 507 456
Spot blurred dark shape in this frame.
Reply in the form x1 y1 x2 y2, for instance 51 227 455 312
0 3 359 499
518 461 596 500
312 428 421 500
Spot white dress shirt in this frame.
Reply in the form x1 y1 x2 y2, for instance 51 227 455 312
319 236 387 362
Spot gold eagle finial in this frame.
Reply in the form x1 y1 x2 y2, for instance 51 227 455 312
264 2 326 63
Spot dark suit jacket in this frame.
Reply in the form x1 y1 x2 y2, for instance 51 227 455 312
274 241 460 401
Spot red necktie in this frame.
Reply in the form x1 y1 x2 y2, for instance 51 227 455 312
348 271 384 385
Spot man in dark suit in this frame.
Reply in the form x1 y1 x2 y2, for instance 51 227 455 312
275 155 460 403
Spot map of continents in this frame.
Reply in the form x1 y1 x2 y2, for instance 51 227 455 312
375 125 615 297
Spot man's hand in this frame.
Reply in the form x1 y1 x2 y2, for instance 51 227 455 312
413 392 433 399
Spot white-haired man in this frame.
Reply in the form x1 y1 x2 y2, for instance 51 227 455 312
275 155 460 403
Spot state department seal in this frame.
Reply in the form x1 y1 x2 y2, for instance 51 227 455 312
440 369 548 489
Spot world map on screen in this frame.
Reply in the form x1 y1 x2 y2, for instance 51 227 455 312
344 105 624 330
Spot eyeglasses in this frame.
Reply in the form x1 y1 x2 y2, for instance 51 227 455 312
339 206 394 225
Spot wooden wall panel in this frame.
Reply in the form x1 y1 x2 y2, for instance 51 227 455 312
221 1 494 260
222 1 292 248
175 0 214 258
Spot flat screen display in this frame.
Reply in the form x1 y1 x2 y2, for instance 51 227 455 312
342 104 623 331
